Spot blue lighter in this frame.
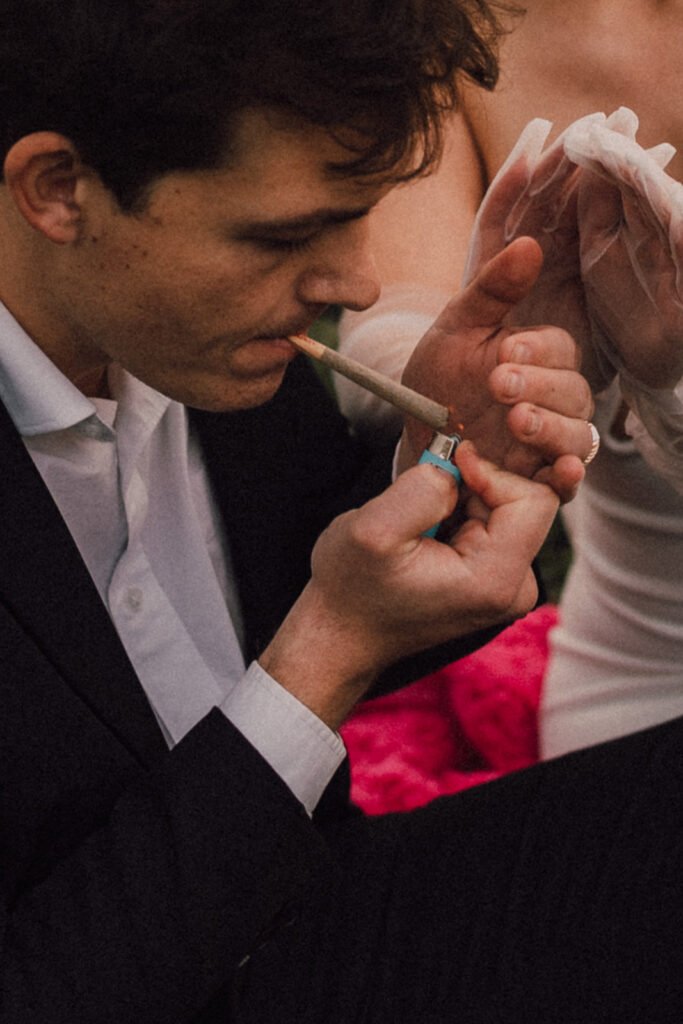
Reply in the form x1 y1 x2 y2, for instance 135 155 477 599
418 431 463 538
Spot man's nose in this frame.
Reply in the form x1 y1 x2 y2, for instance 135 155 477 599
296 222 381 312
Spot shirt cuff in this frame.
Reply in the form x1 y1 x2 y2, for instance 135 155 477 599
220 661 346 816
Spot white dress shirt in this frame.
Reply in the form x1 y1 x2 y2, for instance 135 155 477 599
0 301 345 814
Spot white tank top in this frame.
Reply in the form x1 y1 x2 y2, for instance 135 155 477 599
541 381 683 757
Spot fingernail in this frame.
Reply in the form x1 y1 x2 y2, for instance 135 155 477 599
523 410 540 436
511 342 530 363
503 370 524 399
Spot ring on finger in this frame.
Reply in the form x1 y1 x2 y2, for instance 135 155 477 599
583 422 600 466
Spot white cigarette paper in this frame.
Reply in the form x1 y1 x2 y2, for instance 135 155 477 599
288 334 451 432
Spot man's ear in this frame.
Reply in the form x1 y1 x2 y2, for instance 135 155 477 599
3 132 86 244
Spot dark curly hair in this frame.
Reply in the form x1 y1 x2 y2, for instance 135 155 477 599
0 0 515 209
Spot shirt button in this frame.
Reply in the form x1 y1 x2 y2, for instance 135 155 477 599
125 587 144 612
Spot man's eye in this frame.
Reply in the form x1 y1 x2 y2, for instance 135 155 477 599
253 235 316 255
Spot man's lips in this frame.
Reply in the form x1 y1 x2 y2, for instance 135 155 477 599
252 333 296 344
236 334 300 372
250 325 319 359
252 324 312 344
249 334 298 355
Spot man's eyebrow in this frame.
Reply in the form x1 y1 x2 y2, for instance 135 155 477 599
234 205 374 236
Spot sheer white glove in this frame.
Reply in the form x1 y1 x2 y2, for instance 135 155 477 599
464 108 683 493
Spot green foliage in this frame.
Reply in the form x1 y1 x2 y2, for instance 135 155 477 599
537 513 573 604
308 309 341 395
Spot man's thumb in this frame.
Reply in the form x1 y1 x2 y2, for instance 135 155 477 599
439 236 543 332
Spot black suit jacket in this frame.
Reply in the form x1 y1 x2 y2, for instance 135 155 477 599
0 356 502 1022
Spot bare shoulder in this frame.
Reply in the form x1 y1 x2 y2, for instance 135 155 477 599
362 110 485 292
464 0 683 183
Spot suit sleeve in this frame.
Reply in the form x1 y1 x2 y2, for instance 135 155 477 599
1 704 338 1023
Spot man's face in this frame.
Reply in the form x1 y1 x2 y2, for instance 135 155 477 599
47 109 390 409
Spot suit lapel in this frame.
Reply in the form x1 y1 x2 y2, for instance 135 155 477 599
0 399 167 766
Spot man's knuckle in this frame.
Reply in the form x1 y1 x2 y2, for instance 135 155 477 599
347 515 378 551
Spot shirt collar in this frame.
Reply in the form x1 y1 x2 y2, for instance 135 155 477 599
0 300 172 439
0 301 97 436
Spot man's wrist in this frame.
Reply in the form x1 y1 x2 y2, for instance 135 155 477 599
258 586 382 731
